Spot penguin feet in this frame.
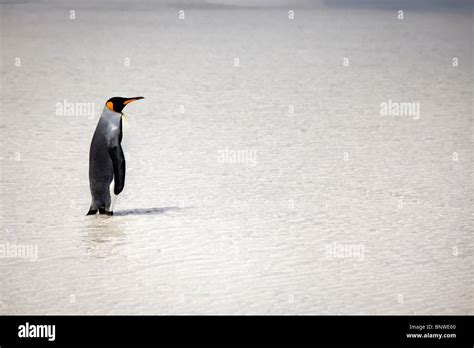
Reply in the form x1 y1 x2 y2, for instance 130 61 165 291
86 208 98 216
98 207 113 216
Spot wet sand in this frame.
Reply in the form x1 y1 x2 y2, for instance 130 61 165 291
0 1 472 314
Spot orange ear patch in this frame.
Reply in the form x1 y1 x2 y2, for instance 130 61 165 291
106 101 114 111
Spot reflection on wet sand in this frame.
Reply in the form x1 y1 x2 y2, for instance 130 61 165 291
83 216 127 259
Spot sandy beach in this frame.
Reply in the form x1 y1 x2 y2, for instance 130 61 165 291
0 0 472 314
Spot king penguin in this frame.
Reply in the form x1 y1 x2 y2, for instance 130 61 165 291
87 96 144 216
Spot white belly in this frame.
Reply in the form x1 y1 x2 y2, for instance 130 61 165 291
109 179 118 211
121 115 130 161
108 115 132 212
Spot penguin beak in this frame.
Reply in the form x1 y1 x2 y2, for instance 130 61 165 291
123 96 144 105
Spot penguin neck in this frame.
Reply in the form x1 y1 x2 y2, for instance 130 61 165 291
101 106 122 121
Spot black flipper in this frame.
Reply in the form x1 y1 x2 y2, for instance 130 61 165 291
108 144 126 195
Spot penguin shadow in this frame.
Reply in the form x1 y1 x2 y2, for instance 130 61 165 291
113 206 190 216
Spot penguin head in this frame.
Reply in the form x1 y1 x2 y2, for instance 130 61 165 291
106 96 144 114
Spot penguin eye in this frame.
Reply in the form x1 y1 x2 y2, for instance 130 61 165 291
106 101 114 111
